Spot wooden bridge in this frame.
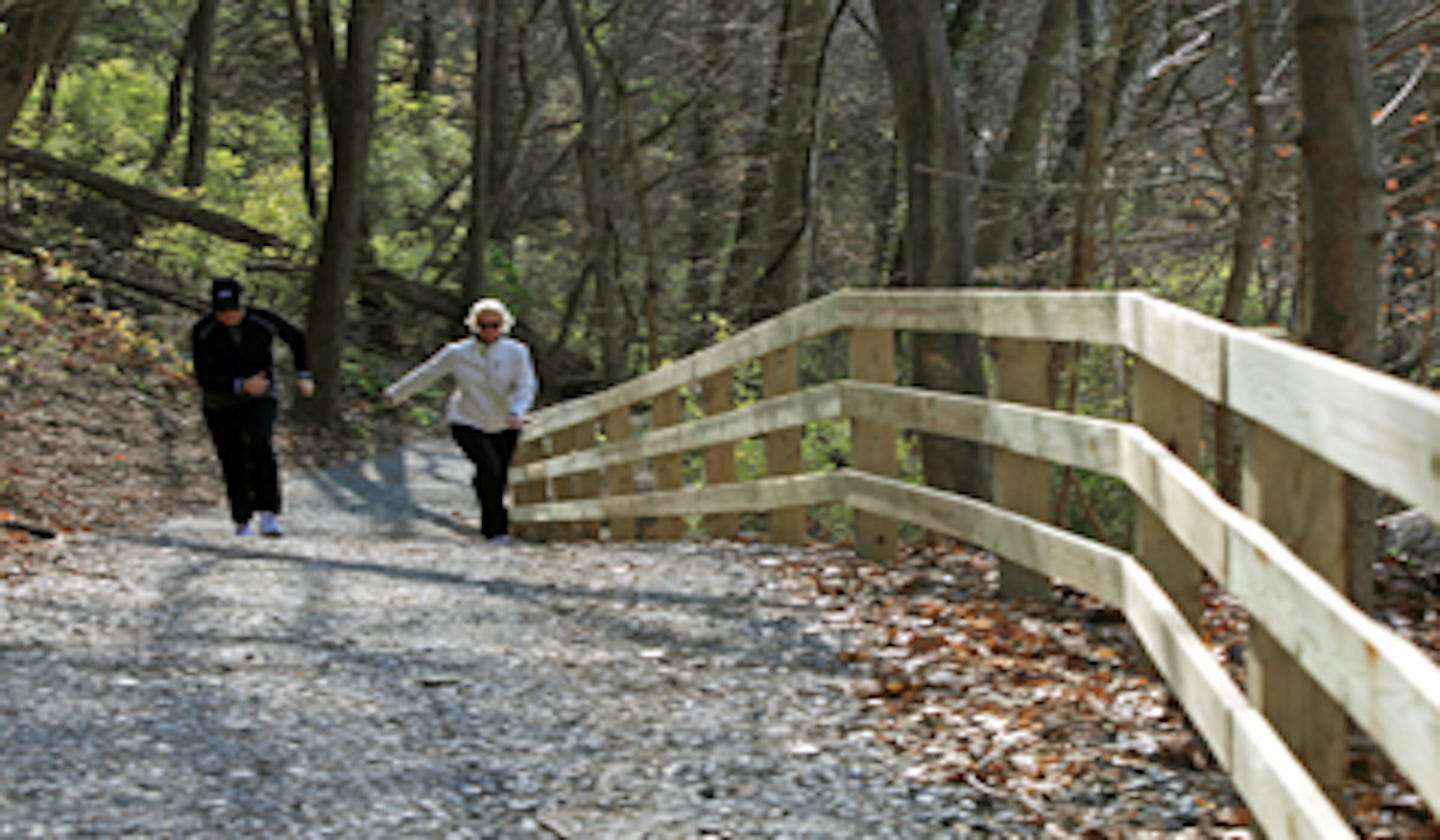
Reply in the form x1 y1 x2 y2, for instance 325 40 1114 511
506 289 1440 838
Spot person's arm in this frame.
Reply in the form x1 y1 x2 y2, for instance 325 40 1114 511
269 310 314 394
384 343 457 406
506 343 539 427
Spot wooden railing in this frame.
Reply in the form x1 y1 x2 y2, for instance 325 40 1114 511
508 289 1440 838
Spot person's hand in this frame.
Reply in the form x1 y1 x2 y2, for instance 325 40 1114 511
506 413 523 429
242 373 270 396
297 378 315 398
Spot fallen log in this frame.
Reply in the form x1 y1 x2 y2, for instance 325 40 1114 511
0 143 294 252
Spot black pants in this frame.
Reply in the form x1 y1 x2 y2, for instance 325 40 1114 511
450 424 520 538
203 399 280 525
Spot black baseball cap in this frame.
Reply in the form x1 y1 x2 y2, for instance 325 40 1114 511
211 278 243 311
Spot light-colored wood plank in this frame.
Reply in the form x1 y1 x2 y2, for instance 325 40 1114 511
1133 356 1206 628
1117 292 1229 402
848 327 898 561
842 470 1127 604
1225 509 1440 816
834 289 1122 344
603 406 636 540
513 472 844 522
763 345 806 544
702 371 740 539
843 381 1440 811
651 388 687 540
521 294 844 436
509 436 546 542
572 421 600 540
841 469 1353 839
513 385 840 483
1228 327 1440 522
991 337 1053 599
1243 420 1361 813
841 382 1120 475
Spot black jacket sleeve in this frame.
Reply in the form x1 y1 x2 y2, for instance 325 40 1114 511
260 309 312 379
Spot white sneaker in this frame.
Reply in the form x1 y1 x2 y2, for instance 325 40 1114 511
259 512 284 537
235 522 255 537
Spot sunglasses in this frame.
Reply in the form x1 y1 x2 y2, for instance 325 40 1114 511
477 321 503 329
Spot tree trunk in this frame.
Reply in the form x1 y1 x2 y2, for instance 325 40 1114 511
303 0 390 425
310 0 343 140
411 0 437 97
465 0 498 303
0 143 290 248
558 0 622 384
1215 0 1274 505
146 10 194 175
0 0 88 144
284 0 320 218
181 0 220 188
753 0 833 323
718 10 784 332
1295 0 1383 609
973 0 1073 274
1066 0 1136 292
873 0 989 503
679 1 732 353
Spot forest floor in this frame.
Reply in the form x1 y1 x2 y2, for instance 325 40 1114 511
2 256 1437 836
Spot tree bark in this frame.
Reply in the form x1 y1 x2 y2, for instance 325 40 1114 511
303 0 390 425
680 1 732 352
0 0 88 144
284 0 320 218
718 9 784 332
146 10 194 175
1295 0 1383 609
1215 0 1274 505
0 143 289 249
873 0 989 503
753 0 834 323
411 0 437 97
465 0 498 303
973 0 1073 274
557 0 623 384
181 0 220 188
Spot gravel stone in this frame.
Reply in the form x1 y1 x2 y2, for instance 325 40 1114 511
0 440 1030 837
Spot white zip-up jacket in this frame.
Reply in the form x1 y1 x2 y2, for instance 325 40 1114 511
384 336 538 432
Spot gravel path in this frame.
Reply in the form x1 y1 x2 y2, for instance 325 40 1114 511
1 439 1024 838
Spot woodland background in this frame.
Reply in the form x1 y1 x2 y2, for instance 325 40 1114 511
2 2 1440 833
0 0 1437 546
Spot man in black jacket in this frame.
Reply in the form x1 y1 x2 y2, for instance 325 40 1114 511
191 278 315 537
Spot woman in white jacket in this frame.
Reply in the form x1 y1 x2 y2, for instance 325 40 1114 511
384 298 539 543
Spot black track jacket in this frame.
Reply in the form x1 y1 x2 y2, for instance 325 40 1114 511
191 308 312 410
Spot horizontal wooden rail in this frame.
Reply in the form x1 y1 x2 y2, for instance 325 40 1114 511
839 469 1350 838
511 287 1440 836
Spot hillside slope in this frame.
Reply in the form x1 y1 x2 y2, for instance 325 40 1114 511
0 256 384 574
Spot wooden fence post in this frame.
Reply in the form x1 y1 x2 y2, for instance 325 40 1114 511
763 344 806 544
549 424 581 541
848 326 898 561
573 420 600 540
603 406 636 540
651 389 687 540
511 435 546 542
991 337 1051 598
1133 357 1206 628
1242 419 1350 814
702 370 740 539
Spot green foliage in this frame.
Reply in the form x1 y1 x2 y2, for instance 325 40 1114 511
16 58 166 165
